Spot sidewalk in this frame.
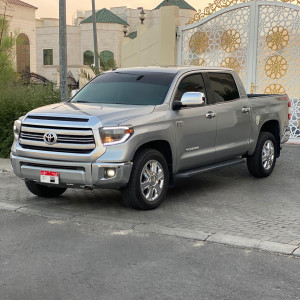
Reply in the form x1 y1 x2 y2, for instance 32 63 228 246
0 159 11 172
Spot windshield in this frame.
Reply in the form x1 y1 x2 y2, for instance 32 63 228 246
71 71 176 105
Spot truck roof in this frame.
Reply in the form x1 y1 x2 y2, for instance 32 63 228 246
114 66 234 75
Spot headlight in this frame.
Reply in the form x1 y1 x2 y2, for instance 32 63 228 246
13 119 22 139
100 126 134 146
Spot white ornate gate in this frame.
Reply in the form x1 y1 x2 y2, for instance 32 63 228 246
177 0 300 138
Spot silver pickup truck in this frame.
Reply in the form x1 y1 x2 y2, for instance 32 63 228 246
11 67 291 210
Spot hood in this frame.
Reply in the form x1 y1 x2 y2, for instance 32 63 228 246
28 102 155 126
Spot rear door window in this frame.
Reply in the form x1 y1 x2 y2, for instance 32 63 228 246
208 73 240 103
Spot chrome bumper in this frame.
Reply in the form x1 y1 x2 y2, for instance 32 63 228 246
281 126 290 144
11 154 132 189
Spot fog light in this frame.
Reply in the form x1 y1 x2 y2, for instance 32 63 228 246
106 168 116 178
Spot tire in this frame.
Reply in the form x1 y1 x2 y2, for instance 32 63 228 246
25 181 67 198
247 131 277 178
121 148 169 210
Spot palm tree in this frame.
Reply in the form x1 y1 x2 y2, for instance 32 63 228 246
80 53 117 81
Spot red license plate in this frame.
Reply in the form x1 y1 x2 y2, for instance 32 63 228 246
40 171 59 184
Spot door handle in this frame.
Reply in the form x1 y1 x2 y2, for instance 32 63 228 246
206 111 216 119
242 107 251 113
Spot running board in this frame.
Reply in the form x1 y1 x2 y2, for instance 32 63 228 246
175 158 245 179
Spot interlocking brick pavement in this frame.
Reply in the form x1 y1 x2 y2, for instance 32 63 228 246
1 145 299 250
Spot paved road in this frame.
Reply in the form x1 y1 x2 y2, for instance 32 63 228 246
1 145 299 253
0 210 299 300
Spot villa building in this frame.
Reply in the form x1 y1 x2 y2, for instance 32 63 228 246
0 0 196 81
0 0 37 73
35 0 196 83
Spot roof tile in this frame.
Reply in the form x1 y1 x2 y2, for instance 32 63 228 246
81 8 129 26
154 0 196 11
7 0 37 9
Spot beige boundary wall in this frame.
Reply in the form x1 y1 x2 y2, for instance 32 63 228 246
121 6 180 68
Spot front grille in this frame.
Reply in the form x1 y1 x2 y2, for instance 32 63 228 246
20 132 95 144
19 124 96 154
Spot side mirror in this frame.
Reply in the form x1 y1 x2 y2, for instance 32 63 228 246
71 89 79 98
173 92 206 110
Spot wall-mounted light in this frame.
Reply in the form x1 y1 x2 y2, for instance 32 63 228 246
140 8 146 24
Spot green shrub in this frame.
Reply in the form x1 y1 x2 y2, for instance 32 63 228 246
0 83 60 158
0 16 17 83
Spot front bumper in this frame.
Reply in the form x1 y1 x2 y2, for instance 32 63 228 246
11 154 132 189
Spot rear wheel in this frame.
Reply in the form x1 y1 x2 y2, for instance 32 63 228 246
247 131 277 178
25 181 67 198
122 149 169 210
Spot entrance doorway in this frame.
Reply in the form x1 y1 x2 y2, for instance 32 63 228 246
16 33 30 74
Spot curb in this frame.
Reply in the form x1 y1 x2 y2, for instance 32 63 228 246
293 248 300 256
1 204 299 256
206 233 299 256
286 138 300 145
134 224 300 257
134 224 211 241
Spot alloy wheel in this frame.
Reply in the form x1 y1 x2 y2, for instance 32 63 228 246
262 140 275 170
140 160 165 202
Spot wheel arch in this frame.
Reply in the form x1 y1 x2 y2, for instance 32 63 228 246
259 120 280 158
133 140 174 185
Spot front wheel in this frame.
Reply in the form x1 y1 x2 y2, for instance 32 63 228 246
121 149 169 210
247 131 277 178
25 181 67 198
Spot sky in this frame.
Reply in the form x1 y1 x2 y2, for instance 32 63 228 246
24 0 210 24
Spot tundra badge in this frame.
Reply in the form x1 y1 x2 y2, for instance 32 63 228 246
186 146 200 152
176 121 184 127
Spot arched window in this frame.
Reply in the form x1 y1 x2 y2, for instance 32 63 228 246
83 50 94 65
100 50 114 65
16 33 30 73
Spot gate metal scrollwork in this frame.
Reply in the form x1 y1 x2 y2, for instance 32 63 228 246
266 26 290 51
178 1 300 138
255 4 300 138
181 6 250 85
187 0 300 25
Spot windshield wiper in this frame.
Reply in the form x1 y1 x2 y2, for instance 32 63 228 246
74 100 90 103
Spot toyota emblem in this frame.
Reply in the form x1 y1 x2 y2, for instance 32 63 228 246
43 132 57 145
